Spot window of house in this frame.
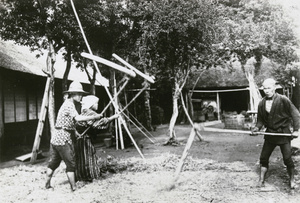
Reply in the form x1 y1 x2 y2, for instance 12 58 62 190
15 84 27 122
28 90 37 120
3 82 15 123
3 77 42 123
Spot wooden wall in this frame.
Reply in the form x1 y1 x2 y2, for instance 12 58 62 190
0 69 49 153
0 68 108 155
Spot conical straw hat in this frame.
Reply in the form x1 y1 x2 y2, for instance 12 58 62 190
63 81 88 94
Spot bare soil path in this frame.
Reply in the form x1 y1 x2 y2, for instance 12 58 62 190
0 124 299 203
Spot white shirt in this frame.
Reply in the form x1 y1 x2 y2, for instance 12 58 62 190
265 100 273 113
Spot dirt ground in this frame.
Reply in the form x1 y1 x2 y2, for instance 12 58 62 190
0 124 300 203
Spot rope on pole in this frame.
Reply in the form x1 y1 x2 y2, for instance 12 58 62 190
126 110 157 141
112 53 155 83
121 112 155 144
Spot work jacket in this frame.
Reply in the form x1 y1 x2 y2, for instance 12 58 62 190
256 93 300 144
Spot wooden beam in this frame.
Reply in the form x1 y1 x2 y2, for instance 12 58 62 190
81 52 136 77
0 74 3 151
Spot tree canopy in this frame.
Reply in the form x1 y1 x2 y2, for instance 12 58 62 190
215 0 299 76
1 0 299 134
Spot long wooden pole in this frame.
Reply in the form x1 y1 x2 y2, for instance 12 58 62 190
203 127 296 137
180 93 203 141
174 127 196 179
168 94 203 189
31 77 51 162
168 126 198 190
81 52 136 77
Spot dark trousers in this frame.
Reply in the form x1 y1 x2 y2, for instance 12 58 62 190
47 143 76 172
260 140 294 169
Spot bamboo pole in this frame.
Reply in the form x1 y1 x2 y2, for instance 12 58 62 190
30 77 51 162
100 77 129 117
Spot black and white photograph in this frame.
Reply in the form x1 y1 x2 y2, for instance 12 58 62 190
1 0 300 202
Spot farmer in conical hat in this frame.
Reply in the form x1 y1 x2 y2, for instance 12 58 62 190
75 95 118 181
45 81 103 191
251 78 300 189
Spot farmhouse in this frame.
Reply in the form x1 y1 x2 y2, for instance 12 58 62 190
184 59 300 124
0 40 109 156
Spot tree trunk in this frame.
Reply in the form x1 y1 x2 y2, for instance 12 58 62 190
168 81 180 139
89 68 96 95
165 69 190 145
143 80 153 131
83 61 96 95
187 91 194 121
62 45 72 100
47 39 56 137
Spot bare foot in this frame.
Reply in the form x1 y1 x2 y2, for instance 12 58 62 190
290 180 297 189
257 180 265 188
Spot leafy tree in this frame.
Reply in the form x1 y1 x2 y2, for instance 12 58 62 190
216 0 298 85
211 0 299 111
125 0 219 142
0 0 97 136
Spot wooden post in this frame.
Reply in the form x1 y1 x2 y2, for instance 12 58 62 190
115 118 119 150
0 74 4 157
113 71 124 149
216 92 220 120
31 77 51 162
112 71 119 150
123 88 131 131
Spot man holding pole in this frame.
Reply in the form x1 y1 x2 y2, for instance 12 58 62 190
251 78 300 189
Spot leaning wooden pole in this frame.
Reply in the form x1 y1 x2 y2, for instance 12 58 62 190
180 93 203 141
175 127 197 179
167 93 203 190
30 77 51 162
167 126 197 190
